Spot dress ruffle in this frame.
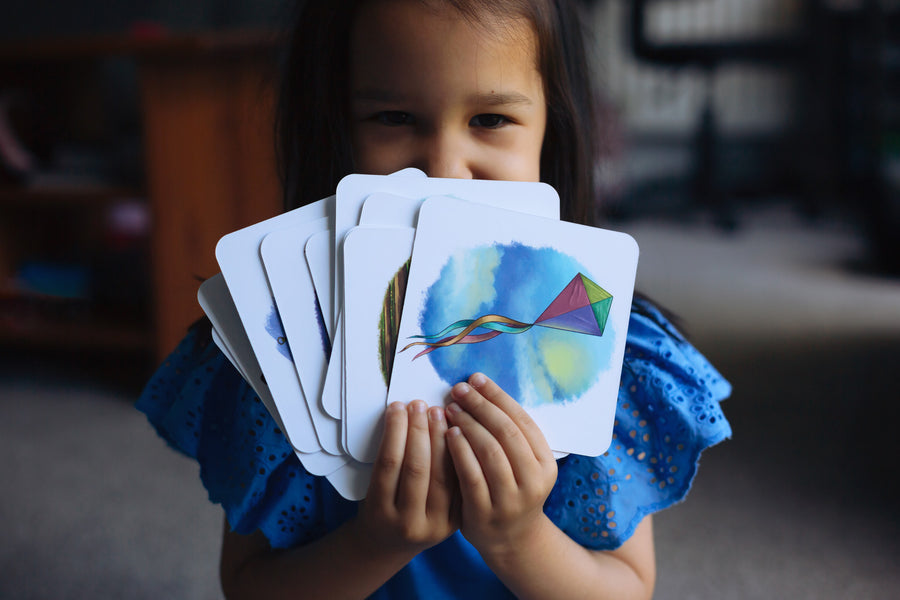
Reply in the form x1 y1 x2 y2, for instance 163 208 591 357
137 300 731 551
136 323 348 547
545 298 731 549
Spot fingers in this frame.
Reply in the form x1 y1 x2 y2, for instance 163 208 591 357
447 374 554 481
368 401 409 505
426 406 457 518
445 423 493 508
396 400 431 513
445 399 517 495
466 373 554 463
368 401 457 514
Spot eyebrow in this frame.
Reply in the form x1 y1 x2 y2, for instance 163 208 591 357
473 91 534 107
351 89 535 107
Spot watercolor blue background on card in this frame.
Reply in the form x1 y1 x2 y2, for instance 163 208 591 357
416 243 615 407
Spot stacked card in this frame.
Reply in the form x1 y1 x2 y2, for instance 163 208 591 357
200 169 639 500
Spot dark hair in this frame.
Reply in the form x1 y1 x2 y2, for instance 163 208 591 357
276 0 598 224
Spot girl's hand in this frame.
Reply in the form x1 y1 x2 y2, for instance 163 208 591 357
444 373 558 560
356 400 459 558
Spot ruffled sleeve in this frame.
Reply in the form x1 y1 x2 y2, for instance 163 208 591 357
136 324 353 549
544 298 732 550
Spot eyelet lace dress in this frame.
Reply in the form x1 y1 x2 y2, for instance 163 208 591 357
137 298 731 598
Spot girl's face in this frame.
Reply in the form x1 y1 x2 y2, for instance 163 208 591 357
349 0 547 181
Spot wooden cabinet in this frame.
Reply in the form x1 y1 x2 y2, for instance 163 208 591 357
0 185 151 352
0 31 283 362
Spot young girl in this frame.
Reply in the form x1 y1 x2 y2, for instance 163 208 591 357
138 1 731 598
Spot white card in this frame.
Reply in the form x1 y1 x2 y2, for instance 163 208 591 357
325 459 373 502
211 326 241 375
295 447 349 478
305 230 334 341
210 314 256 401
359 192 423 227
215 196 335 456
321 310 346 439
260 218 342 456
387 197 639 457
342 225 416 463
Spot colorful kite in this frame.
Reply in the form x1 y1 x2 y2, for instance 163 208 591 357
401 273 612 360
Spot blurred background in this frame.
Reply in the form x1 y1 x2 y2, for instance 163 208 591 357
1 1 898 598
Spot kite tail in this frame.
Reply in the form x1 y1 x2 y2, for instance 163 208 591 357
400 314 533 356
411 330 503 359
408 316 531 340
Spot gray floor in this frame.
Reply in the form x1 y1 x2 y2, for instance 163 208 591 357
2 203 899 599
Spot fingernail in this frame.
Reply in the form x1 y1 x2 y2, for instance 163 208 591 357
470 373 486 387
446 402 461 416
409 400 426 414
387 401 405 413
428 406 445 422
452 382 470 397
446 426 462 438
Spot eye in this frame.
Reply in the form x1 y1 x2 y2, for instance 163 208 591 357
376 111 414 126
469 114 509 129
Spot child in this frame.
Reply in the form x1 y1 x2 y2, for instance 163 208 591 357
137 1 731 598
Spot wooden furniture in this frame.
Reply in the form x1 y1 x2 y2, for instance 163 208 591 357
0 31 283 361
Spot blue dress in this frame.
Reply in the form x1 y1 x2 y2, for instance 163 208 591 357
137 298 731 598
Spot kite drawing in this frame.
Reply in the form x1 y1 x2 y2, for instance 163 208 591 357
389 242 628 407
401 273 612 360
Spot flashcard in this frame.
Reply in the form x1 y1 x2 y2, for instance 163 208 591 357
215 196 336 458
211 326 246 379
325 459 373 502
305 230 334 342
342 225 416 463
359 192 423 227
386 197 639 457
321 310 346 437
261 218 342 456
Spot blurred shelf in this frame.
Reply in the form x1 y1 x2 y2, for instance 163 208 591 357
0 289 152 353
0 30 283 360
0 317 152 353
0 184 142 209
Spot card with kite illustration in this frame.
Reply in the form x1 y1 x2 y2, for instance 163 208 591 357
386 197 639 457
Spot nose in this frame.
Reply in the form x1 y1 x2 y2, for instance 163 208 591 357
415 129 473 179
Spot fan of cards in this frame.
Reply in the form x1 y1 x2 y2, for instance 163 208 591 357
200 169 639 500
